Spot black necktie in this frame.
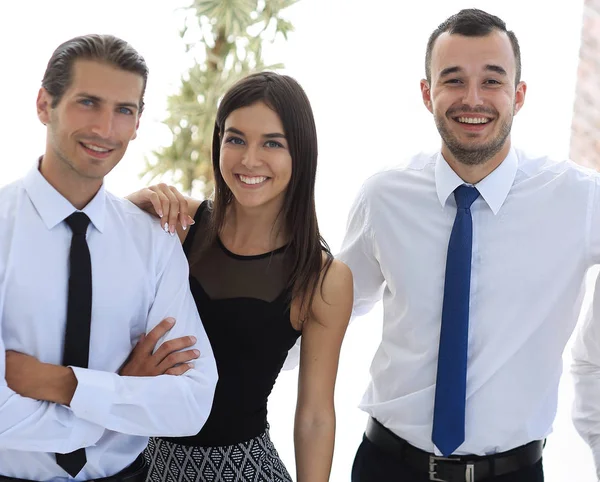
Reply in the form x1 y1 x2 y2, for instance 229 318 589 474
55 212 92 477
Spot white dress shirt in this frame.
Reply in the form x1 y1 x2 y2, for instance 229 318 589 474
338 147 600 458
0 165 218 480
572 277 600 475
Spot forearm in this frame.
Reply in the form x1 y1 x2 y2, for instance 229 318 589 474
0 386 104 452
33 364 77 406
294 410 336 482
70 357 217 437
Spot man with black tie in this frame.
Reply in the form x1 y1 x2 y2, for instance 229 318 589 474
341 8 600 482
0 34 217 480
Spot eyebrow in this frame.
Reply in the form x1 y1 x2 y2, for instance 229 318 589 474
484 64 507 76
225 127 286 139
439 66 462 77
76 92 139 110
439 64 508 77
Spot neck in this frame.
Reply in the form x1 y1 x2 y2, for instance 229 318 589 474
39 153 102 210
221 201 287 254
441 140 511 185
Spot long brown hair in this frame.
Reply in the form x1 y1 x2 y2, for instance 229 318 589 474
208 71 332 319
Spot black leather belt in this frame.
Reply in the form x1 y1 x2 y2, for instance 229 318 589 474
365 418 543 482
0 454 147 482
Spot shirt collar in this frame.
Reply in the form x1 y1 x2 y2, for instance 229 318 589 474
23 161 106 232
435 148 518 215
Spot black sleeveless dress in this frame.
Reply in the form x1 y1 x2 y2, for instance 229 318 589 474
145 201 300 482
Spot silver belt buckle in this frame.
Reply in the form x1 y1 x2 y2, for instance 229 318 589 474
429 455 475 482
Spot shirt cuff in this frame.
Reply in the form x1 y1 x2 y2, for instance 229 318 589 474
55 405 105 453
69 367 117 426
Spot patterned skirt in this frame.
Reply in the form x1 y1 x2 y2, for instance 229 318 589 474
143 431 293 482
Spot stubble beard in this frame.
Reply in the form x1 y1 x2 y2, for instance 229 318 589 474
435 112 513 166
48 126 115 181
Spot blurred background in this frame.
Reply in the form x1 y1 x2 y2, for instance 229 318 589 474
0 0 598 480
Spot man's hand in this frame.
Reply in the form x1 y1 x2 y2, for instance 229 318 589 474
120 317 200 376
6 351 77 405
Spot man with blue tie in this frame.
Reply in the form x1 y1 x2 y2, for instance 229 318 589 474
341 8 600 482
0 34 218 480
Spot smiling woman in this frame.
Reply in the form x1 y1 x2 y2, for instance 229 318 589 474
219 101 292 213
126 71 354 482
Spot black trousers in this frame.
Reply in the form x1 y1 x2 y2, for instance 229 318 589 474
351 436 544 482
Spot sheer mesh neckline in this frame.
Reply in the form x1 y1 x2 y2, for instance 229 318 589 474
185 201 294 303
216 236 288 261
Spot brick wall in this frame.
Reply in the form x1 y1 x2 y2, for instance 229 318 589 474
570 0 600 169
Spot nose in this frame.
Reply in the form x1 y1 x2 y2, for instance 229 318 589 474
462 83 484 108
90 108 114 139
241 145 262 169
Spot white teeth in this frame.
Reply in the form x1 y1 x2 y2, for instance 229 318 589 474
239 175 267 185
457 117 490 124
82 143 110 152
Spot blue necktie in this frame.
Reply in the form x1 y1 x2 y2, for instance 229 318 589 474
432 185 479 456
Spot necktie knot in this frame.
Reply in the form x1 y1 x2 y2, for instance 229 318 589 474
454 185 479 210
66 212 90 236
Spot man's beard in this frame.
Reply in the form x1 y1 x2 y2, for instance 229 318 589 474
435 111 513 166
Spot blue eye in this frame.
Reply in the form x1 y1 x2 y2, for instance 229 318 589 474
265 140 284 148
79 99 94 106
225 136 244 145
118 107 133 115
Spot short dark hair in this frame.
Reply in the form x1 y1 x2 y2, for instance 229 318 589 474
41 34 149 111
209 71 333 319
425 9 521 85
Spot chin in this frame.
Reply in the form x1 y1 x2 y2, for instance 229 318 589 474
237 199 269 209
235 195 283 211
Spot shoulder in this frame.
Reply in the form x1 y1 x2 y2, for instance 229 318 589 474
0 179 27 221
311 256 353 324
105 192 182 253
178 198 209 244
515 148 599 185
188 198 203 217
361 151 437 197
0 178 23 196
106 192 162 229
0 179 25 203
321 257 353 296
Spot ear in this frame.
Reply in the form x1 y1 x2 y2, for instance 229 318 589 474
513 81 527 115
36 88 52 125
420 79 433 114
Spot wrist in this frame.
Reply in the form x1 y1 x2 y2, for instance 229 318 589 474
41 364 78 405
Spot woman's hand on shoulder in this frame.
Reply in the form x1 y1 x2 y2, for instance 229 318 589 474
126 184 199 236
